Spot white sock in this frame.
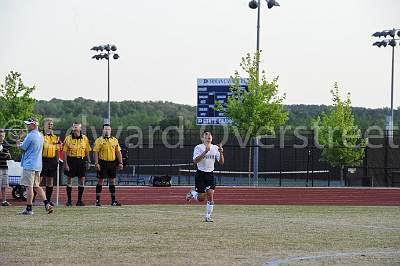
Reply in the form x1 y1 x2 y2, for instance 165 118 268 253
191 190 198 201
206 201 214 218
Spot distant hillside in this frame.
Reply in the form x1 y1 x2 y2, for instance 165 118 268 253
285 104 393 130
34 98 396 130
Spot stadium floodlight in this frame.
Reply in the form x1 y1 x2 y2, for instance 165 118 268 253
372 28 400 138
90 44 119 124
372 31 382 37
381 31 390 38
372 41 381 47
249 0 258 9
388 39 397 47
248 0 281 66
267 0 280 9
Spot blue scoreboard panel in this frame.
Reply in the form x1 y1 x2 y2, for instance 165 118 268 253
196 78 248 125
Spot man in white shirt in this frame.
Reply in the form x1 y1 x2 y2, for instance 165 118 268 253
186 130 224 222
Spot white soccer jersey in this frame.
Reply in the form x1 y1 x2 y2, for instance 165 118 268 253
192 143 221 172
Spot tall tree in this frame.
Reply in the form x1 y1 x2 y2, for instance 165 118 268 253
312 83 367 186
218 52 288 184
0 71 38 128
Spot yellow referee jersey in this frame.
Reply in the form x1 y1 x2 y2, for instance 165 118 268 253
42 132 59 158
63 134 91 158
93 136 121 161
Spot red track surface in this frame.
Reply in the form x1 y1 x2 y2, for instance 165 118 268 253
5 187 400 206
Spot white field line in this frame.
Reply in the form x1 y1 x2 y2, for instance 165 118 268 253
262 250 400 266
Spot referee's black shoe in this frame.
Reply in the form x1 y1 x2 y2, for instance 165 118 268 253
111 200 121 206
76 201 85 206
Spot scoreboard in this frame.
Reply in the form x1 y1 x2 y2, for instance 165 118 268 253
196 78 248 125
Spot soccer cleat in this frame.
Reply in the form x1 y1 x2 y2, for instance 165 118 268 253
19 209 34 215
204 217 214 222
111 200 121 206
185 190 193 202
76 201 85 206
46 204 54 214
95 201 101 207
1 201 10 207
66 201 73 207
49 201 55 207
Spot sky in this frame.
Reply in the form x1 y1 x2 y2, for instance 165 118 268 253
0 0 399 108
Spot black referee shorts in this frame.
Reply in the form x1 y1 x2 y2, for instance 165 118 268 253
41 157 58 177
65 157 86 178
97 160 117 179
195 170 216 193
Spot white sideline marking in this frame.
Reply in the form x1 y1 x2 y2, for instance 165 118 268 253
262 250 400 266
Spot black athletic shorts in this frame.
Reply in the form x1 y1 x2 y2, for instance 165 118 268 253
64 157 86 178
41 157 58 177
195 170 216 193
97 160 117 179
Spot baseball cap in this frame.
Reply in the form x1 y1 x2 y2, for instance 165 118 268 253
24 118 38 125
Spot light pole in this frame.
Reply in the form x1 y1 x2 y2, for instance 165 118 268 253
248 0 280 186
249 0 280 78
372 29 400 137
91 44 120 124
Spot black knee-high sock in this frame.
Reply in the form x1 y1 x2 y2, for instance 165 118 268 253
96 184 102 202
109 185 116 202
46 186 53 201
78 186 85 202
66 186 72 202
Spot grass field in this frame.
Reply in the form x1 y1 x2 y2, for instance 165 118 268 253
0 205 399 266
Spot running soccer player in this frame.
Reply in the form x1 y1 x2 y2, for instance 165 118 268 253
185 130 224 222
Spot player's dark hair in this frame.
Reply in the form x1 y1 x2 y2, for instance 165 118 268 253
202 130 212 136
103 124 111 129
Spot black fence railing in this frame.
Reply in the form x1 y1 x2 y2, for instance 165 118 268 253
7 128 400 187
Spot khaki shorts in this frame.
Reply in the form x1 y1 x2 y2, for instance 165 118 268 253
21 170 41 188
0 169 8 188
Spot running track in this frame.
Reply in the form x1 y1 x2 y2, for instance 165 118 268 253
6 187 400 206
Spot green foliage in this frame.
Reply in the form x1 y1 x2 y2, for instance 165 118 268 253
312 83 367 169
34 98 197 130
0 71 40 128
286 104 391 130
218 52 288 137
33 98 393 132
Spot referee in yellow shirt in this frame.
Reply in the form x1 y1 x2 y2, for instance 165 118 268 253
63 122 92 206
93 124 123 206
41 118 60 204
